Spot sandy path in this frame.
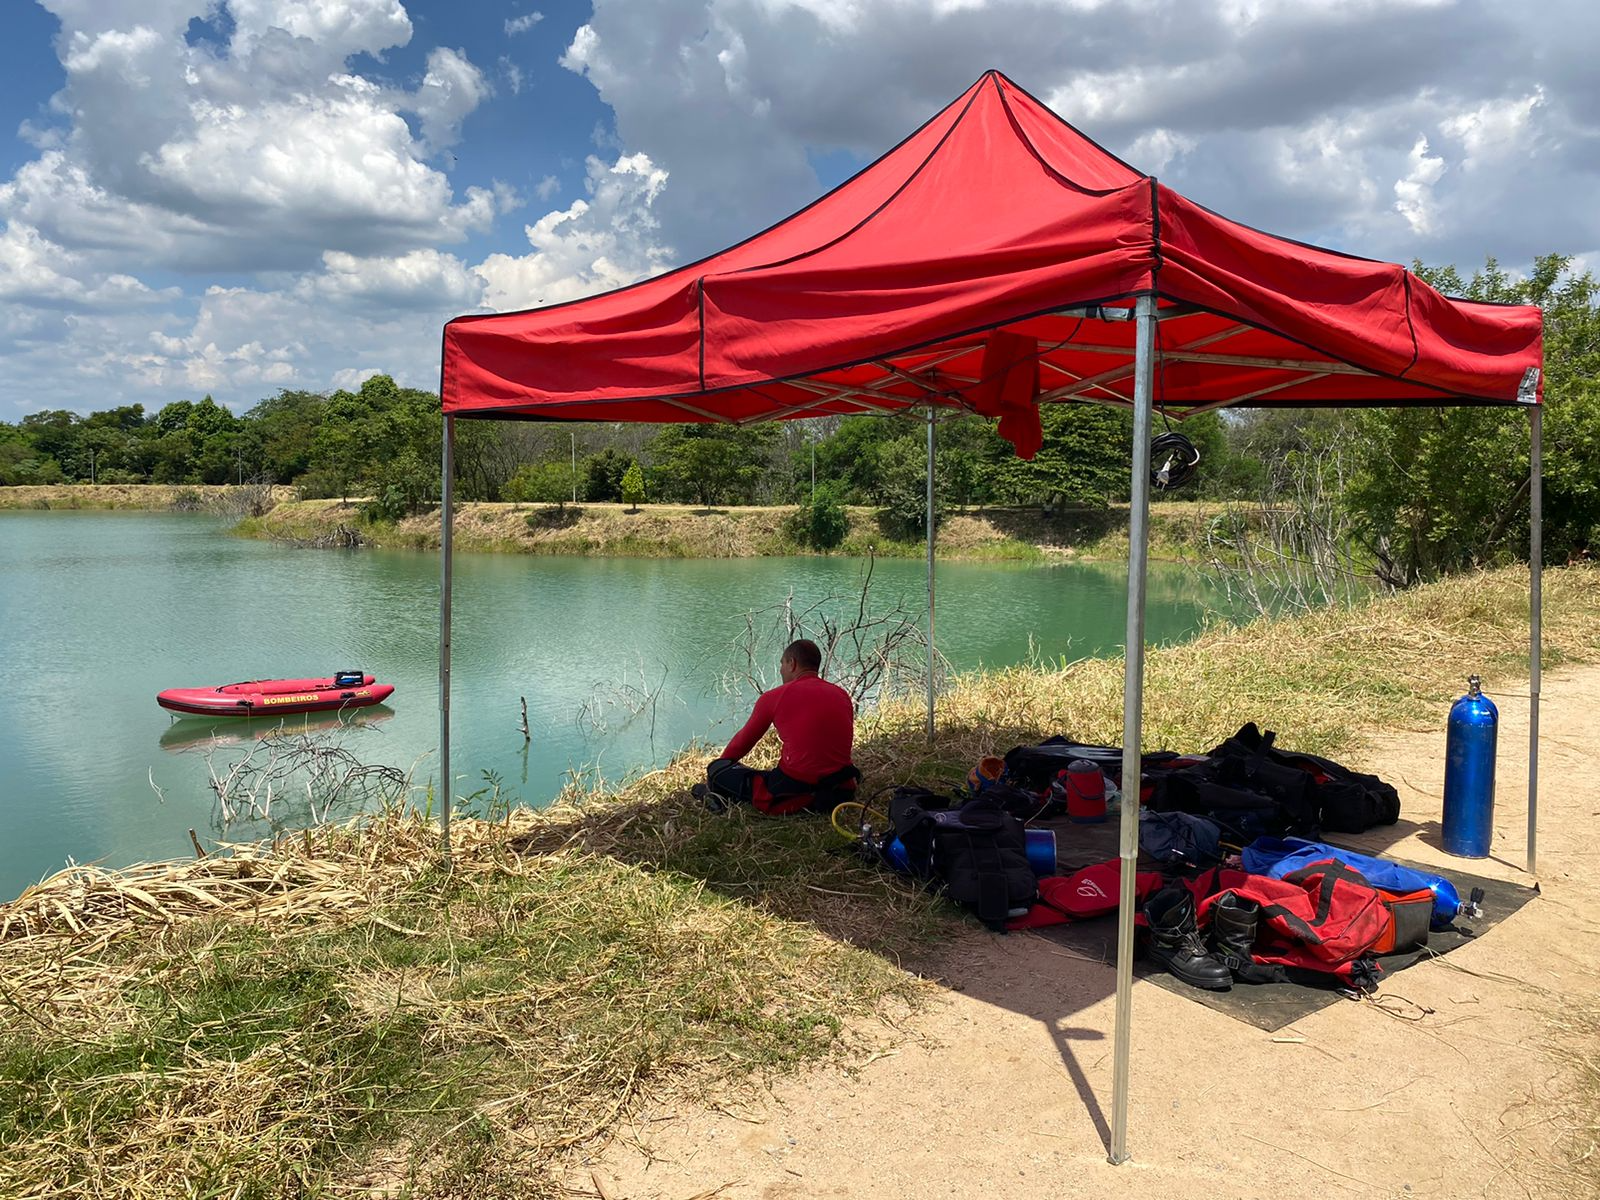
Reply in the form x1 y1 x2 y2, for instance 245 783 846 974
578 665 1597 1200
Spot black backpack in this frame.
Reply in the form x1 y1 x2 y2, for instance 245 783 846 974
1218 724 1400 834
889 789 1037 931
1204 725 1322 833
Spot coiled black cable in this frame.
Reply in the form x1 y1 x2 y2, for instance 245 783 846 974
1150 431 1199 490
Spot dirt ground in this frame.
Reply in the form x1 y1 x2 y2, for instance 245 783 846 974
575 666 1597 1200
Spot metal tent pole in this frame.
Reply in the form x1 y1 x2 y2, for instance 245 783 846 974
439 415 455 857
1528 404 1542 874
1109 293 1158 1165
925 406 937 741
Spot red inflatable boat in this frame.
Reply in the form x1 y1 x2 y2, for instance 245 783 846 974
157 672 395 717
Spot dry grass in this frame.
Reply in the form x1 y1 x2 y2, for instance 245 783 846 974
859 563 1600 774
0 790 937 1197
0 484 235 510
248 497 1215 562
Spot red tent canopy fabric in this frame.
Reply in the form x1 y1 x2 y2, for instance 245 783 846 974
441 71 1542 434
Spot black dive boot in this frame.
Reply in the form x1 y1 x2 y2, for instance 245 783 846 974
1209 892 1279 984
1142 886 1232 991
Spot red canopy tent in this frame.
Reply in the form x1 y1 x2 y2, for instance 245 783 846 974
438 70 1544 1163
444 70 1540 425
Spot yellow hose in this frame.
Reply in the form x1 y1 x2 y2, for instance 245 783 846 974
829 800 889 842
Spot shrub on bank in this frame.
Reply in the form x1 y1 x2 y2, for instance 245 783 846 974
784 486 849 550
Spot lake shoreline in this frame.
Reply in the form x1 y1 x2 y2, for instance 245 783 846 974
0 485 1216 562
241 494 1215 562
0 482 245 510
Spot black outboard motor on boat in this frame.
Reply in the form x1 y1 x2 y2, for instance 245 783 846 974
333 669 365 688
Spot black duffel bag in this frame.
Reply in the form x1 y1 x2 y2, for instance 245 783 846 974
1002 736 1178 791
1205 725 1322 833
1217 724 1400 833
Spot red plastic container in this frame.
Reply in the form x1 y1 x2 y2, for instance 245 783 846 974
1062 760 1108 824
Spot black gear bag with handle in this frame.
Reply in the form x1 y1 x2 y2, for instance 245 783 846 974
888 788 1037 931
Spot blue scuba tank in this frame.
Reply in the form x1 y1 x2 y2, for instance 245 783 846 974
1442 676 1498 858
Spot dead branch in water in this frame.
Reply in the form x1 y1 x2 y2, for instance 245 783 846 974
208 476 281 520
277 523 367 549
576 657 674 756
723 551 947 712
1203 429 1383 617
177 717 411 831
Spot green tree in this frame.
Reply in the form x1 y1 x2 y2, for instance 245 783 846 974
306 392 370 502
189 397 241 484
152 400 194 436
784 483 849 548
1346 254 1600 580
19 410 84 479
811 416 896 502
651 425 776 507
363 449 436 522
987 404 1131 509
621 461 646 512
150 429 200 484
934 414 1004 510
872 438 942 537
247 390 326 482
583 447 629 502
0 429 65 485
505 462 576 514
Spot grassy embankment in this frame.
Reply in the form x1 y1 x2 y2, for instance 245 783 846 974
2 564 1597 1197
1 483 1216 560
240 495 1217 561
0 483 243 510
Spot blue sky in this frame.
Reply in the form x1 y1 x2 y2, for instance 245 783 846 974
1 0 1595 419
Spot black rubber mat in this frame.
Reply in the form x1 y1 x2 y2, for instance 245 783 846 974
1029 817 1539 1031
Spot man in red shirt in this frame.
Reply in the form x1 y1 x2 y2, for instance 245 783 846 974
698 639 858 815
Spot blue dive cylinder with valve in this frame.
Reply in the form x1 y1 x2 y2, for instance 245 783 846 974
1442 675 1498 858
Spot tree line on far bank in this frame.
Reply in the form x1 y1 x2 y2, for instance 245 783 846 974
3 256 1596 583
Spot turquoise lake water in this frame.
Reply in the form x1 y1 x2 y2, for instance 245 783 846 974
0 510 1240 898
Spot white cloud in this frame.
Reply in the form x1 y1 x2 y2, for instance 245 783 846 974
1441 90 1545 170
413 47 492 156
1122 128 1196 175
12 1 499 275
534 174 561 200
0 275 432 407
0 219 176 308
331 366 388 390
222 0 415 71
565 0 1600 269
305 248 485 310
1393 136 1445 236
477 152 672 311
500 56 526 95
0 150 666 413
505 11 545 36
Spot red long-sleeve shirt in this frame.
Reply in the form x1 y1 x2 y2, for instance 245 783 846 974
720 672 854 783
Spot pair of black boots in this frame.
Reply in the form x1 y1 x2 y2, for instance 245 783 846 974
1142 887 1275 991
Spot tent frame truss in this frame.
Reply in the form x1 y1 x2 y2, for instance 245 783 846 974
436 299 1544 1167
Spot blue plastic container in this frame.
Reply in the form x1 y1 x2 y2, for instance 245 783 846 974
883 836 912 874
1025 828 1058 877
1442 676 1498 858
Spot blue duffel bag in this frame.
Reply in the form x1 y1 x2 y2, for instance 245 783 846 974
1241 837 1461 928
